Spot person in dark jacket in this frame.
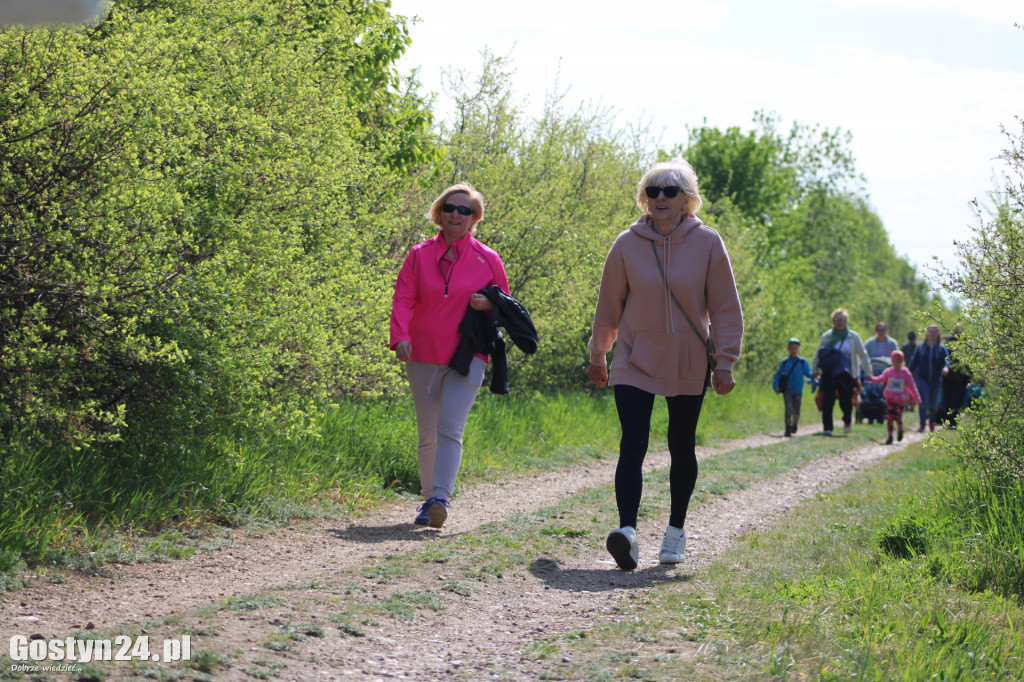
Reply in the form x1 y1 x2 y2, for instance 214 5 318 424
901 331 918 371
908 324 948 432
901 330 919 414
939 327 970 428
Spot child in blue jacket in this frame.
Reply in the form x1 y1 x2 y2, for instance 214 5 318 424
773 338 814 437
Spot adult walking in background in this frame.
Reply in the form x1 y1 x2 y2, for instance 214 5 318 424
390 183 509 528
864 322 899 376
939 325 970 428
812 308 872 436
908 324 948 432
901 330 919 413
901 330 918 369
587 159 743 570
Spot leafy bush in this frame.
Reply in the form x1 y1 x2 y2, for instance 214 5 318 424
877 515 928 560
0 0 423 453
936 116 1024 481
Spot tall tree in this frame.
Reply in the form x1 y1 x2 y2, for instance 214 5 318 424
670 113 931 373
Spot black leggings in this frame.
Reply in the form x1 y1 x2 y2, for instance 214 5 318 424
819 372 856 432
613 383 706 530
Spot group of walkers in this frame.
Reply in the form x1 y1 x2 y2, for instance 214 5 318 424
772 313 978 442
385 160 975 573
389 159 745 571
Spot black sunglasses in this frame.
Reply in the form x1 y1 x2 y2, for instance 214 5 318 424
442 203 475 216
644 185 683 199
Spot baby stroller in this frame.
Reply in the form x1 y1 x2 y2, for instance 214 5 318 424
856 357 890 424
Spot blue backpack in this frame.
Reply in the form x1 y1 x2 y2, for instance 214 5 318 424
817 347 843 376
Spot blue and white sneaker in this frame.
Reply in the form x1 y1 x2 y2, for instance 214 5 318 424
414 500 431 526
427 497 449 528
606 526 639 570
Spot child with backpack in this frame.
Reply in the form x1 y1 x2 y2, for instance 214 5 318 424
773 338 814 437
867 349 921 444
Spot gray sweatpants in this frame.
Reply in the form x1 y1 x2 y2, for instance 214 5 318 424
784 391 803 429
406 357 485 500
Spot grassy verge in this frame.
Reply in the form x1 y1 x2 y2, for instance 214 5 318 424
0 382 782 578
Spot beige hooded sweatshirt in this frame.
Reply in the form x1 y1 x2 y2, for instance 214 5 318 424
589 214 744 396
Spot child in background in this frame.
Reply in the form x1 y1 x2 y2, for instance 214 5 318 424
868 349 921 444
965 379 987 409
773 338 814 437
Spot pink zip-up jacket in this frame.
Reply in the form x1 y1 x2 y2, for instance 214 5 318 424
390 232 509 365
869 366 921 406
589 215 744 396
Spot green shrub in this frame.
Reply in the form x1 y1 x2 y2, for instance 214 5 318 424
877 515 928 560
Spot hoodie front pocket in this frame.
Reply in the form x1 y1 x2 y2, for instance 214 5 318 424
627 332 680 379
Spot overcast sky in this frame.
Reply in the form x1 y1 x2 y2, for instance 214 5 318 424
389 0 1023 288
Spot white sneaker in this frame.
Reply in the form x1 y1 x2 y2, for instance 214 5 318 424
659 526 686 564
843 425 852 435
606 526 639 570
823 430 832 436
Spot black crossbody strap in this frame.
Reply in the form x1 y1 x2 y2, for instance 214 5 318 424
781 357 799 382
650 239 715 357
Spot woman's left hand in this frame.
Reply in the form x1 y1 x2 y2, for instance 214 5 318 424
713 369 735 395
469 293 495 311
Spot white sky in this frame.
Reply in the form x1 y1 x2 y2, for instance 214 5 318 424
389 0 1024 287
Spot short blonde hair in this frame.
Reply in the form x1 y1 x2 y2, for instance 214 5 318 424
636 159 703 216
831 308 850 323
427 183 485 228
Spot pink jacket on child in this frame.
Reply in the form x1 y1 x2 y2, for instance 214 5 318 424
869 366 922 406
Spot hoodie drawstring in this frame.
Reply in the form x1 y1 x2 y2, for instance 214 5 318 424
662 237 674 333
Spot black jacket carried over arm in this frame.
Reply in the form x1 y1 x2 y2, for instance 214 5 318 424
449 286 539 394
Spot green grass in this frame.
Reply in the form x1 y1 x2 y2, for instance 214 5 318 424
548 438 1024 681
0 382 781 575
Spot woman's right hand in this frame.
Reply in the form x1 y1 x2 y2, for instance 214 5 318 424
395 340 413 362
586 363 608 388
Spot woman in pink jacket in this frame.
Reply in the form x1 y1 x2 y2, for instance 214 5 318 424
390 184 509 528
587 159 744 570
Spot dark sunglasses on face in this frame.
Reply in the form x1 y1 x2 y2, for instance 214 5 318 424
442 203 475 216
645 185 683 199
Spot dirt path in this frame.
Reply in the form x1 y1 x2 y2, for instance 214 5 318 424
1 429 929 680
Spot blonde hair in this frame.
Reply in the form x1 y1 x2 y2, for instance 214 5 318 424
427 183 485 230
636 159 703 216
831 308 850 323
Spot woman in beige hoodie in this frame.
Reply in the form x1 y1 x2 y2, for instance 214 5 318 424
587 159 743 570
